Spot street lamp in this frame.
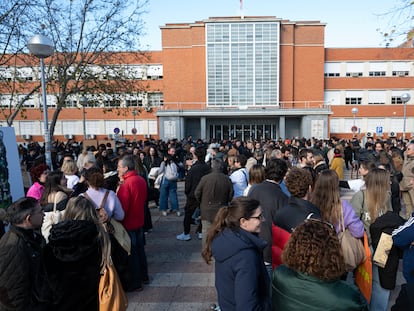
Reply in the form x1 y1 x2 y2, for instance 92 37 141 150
81 96 87 140
27 34 54 170
132 109 138 142
401 93 411 140
351 107 359 126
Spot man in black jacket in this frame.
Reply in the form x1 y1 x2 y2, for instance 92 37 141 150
0 197 45 310
248 158 288 276
177 146 211 241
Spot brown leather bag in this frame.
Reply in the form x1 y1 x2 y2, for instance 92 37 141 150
99 258 128 311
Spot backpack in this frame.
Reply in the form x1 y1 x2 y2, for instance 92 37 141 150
165 162 179 181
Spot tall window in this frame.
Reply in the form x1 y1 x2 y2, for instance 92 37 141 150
206 22 279 107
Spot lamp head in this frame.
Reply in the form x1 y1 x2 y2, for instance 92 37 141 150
27 34 54 58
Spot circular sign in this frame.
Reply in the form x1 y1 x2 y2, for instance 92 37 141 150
131 128 137 134
113 127 120 134
351 125 358 133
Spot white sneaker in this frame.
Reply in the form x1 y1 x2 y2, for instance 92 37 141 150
176 211 182 216
197 232 202 240
162 211 167 216
176 233 191 241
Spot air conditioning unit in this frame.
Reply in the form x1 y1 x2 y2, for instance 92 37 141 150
145 106 152 112
108 134 115 140
389 131 396 138
86 134 96 139
351 72 360 77
397 71 406 77
366 132 373 137
64 134 74 139
21 134 32 140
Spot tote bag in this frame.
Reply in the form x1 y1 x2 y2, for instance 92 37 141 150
338 206 366 271
99 259 128 311
355 231 372 304
41 192 65 243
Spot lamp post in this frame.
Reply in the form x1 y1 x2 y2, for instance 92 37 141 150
401 93 411 140
81 96 87 140
27 34 54 170
132 109 138 142
351 107 359 126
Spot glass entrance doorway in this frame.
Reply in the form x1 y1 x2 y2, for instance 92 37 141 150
209 123 277 141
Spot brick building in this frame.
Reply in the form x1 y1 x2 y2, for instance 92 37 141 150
2 16 413 142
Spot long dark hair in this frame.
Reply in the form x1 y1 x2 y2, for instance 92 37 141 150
202 197 260 264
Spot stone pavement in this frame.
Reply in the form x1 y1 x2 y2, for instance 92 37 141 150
126 181 217 311
126 169 404 310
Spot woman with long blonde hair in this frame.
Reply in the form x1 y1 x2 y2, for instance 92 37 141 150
44 196 112 310
351 168 392 235
350 168 393 311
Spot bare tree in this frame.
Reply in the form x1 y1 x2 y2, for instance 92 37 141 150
1 0 151 138
377 1 414 45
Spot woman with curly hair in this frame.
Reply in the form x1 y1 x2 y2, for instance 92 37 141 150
272 220 368 310
202 197 271 311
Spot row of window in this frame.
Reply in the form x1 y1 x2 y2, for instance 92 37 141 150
0 64 163 82
326 71 410 78
344 96 406 105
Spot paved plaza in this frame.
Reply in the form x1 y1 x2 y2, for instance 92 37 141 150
126 169 403 311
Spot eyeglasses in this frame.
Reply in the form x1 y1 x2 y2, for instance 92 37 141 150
250 213 265 221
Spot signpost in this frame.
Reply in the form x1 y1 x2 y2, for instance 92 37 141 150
376 126 383 135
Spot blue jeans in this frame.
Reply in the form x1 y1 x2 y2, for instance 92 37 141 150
127 227 148 291
159 178 179 212
370 264 390 311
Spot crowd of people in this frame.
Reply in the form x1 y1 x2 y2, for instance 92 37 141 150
1 134 414 310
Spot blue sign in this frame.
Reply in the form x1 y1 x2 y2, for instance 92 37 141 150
376 126 383 134
113 127 120 134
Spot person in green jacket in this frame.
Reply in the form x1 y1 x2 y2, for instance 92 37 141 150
272 219 368 311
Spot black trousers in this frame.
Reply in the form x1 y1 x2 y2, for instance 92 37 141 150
183 197 201 234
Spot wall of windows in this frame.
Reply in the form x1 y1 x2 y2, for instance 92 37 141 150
206 21 279 107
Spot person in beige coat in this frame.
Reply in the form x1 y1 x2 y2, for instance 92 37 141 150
400 143 414 219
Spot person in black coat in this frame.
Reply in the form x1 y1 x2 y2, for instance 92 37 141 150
176 146 211 241
0 197 45 310
248 158 289 274
43 196 111 311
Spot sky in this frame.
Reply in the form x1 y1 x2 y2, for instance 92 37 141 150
139 0 405 51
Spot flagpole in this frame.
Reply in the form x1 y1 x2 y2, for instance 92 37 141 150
240 0 244 19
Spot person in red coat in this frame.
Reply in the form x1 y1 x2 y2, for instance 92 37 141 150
117 154 149 291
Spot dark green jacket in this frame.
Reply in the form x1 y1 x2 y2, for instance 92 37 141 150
272 265 368 311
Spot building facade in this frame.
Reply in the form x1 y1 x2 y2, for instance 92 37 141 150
1 16 413 142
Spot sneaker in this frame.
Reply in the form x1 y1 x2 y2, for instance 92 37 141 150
176 211 182 216
162 211 167 216
197 232 202 240
176 233 191 241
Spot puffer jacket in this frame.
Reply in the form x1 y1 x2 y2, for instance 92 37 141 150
272 265 368 310
44 220 101 311
0 226 45 311
212 228 271 311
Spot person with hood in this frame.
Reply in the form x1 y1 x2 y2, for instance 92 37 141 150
202 197 271 311
43 196 111 310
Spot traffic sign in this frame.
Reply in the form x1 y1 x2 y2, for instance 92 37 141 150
351 126 358 133
113 127 120 134
131 128 137 134
376 126 383 135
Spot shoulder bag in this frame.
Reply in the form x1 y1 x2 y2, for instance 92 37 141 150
41 192 66 243
337 205 366 271
355 231 373 304
99 257 128 311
